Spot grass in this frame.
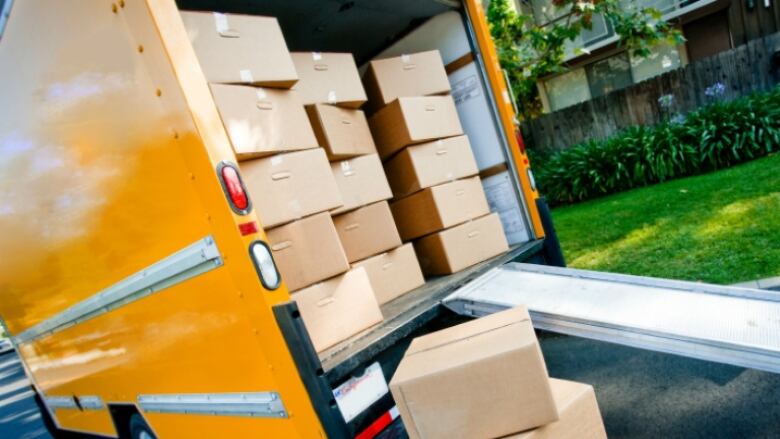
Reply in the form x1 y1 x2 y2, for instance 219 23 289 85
550 153 780 284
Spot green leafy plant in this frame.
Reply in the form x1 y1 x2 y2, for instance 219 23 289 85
534 87 780 204
487 0 683 119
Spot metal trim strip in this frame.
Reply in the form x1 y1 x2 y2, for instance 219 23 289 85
137 392 287 418
15 236 222 344
45 396 78 409
78 396 104 410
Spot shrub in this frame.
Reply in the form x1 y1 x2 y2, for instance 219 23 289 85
534 87 780 204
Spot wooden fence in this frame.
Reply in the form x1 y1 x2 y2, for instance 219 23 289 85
521 32 780 152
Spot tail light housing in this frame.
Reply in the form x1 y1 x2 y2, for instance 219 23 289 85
217 161 251 215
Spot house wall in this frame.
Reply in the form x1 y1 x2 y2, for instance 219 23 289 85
522 32 780 152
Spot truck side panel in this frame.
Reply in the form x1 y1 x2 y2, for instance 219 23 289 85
0 0 326 437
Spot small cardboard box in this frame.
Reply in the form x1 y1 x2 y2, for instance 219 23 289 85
333 201 402 263
384 135 478 198
266 212 349 292
414 213 509 275
330 154 393 215
291 52 367 108
293 267 383 353
181 12 297 87
506 379 607 439
241 148 342 228
368 96 463 160
305 104 376 161
210 84 318 160
352 244 424 305
363 50 451 113
389 306 558 439
390 177 489 241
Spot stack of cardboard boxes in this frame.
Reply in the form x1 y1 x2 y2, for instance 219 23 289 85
182 12 427 353
364 50 510 276
182 12 385 353
390 306 607 439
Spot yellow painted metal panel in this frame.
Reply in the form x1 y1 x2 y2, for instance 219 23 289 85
0 0 325 436
464 0 546 238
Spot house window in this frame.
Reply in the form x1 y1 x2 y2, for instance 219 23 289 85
630 43 683 83
543 68 591 111
586 52 633 98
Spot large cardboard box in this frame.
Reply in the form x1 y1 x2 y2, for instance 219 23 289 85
291 52 367 108
333 201 402 263
210 84 318 160
507 379 607 439
414 213 509 275
293 267 383 353
266 212 349 292
390 177 489 241
181 12 297 87
384 135 478 198
330 154 392 215
241 148 342 228
389 306 557 439
352 244 424 305
368 96 463 160
305 104 376 161
363 50 451 113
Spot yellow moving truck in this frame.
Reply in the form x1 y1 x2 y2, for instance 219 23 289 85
0 0 553 437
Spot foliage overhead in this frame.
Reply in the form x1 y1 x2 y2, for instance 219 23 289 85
487 0 684 119
532 87 780 204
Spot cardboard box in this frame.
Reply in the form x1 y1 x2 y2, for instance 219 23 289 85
368 96 463 160
210 84 318 160
291 52 367 108
266 212 349 292
333 201 402 263
506 379 607 439
181 12 297 87
241 148 342 228
352 244 424 305
305 104 376 161
390 177 490 241
330 154 392 215
389 306 557 439
384 135 478 198
293 267 383 353
363 50 451 113
414 213 509 275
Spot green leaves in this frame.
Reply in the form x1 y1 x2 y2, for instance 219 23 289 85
487 0 680 119
534 87 780 205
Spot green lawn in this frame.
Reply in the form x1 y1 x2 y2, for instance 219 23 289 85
550 153 780 284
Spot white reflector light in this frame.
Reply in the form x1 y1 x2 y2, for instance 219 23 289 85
527 169 538 192
250 241 280 290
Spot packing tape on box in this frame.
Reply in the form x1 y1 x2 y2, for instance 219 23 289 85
312 52 323 61
327 90 338 104
289 199 302 216
213 12 239 38
240 69 254 83
401 54 411 63
270 156 284 166
256 88 267 100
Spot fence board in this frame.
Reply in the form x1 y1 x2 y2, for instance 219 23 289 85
523 33 780 151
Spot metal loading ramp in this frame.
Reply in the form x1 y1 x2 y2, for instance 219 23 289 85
444 263 780 373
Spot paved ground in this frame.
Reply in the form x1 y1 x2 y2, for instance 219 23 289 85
0 351 50 439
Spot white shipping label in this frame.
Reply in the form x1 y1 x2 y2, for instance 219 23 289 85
333 363 389 423
213 12 230 34
451 74 481 105
240 69 254 83
482 171 531 245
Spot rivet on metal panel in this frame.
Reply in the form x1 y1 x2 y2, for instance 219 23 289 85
237 291 243 298
253 329 259 335
173 131 180 140
155 89 162 97
137 45 144 53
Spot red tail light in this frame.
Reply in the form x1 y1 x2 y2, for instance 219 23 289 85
217 162 252 215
